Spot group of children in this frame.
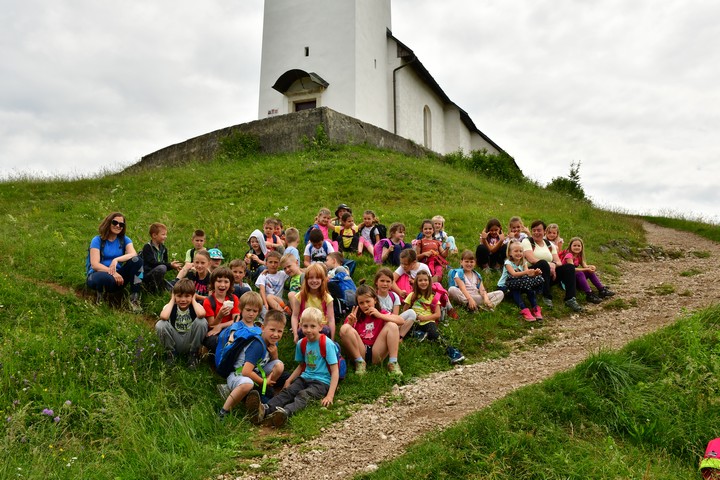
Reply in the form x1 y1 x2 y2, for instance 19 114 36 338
144 206 615 426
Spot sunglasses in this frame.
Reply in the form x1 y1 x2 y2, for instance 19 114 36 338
111 220 126 228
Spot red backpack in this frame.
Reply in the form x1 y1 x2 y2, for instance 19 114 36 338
299 334 347 380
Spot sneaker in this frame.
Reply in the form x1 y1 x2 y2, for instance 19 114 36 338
447 308 459 320
586 292 602 304
599 287 615 298
542 297 554 308
531 306 543 320
164 351 176 367
519 308 536 322
387 361 403 377
244 391 263 425
412 330 428 342
355 360 367 376
262 406 288 428
216 384 231 401
218 407 229 420
446 346 465 365
129 298 142 314
565 297 584 312
187 352 200 370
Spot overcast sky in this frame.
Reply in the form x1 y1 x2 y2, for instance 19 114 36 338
1 0 718 222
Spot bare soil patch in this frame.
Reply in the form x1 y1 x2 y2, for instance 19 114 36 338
235 222 719 479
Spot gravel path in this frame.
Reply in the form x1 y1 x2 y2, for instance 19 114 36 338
237 222 719 480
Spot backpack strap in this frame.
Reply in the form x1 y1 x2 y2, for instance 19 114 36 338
388 291 398 304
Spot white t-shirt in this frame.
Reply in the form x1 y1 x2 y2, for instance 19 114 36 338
303 241 335 263
394 262 431 279
378 291 401 313
521 238 556 263
255 270 289 297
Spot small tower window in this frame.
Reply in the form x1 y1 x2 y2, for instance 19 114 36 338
305 47 309 57
423 106 432 149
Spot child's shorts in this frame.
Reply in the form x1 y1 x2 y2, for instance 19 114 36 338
227 359 282 390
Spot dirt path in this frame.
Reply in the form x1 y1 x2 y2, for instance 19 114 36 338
239 222 720 480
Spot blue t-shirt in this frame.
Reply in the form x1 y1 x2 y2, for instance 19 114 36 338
285 245 301 264
232 337 270 372
87 235 133 274
296 337 337 385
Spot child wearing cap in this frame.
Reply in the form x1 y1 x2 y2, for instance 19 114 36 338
207 248 224 271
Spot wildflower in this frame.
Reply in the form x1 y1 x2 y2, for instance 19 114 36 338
6 416 11 422
54 416 60 423
42 408 54 416
13 399 19 406
64 400 72 406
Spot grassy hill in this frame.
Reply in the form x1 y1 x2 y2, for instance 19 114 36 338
0 142 646 479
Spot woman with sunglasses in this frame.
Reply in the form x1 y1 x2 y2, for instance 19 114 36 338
86 211 144 312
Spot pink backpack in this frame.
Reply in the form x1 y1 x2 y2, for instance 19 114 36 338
373 238 392 264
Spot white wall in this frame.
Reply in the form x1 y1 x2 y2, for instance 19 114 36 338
354 0 391 129
259 0 356 118
394 66 445 152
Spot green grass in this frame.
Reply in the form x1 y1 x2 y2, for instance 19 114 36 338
357 305 720 480
0 143 647 478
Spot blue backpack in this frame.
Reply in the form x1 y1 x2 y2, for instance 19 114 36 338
329 269 356 295
215 322 263 378
447 268 483 289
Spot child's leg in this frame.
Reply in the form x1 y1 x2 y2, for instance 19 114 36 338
420 322 440 341
358 237 372 255
475 291 504 309
475 245 490 268
267 377 306 411
371 322 400 364
223 375 254 411
155 320 182 353
266 295 285 311
339 324 365 361
399 310 416 338
510 289 527 310
526 290 538 308
187 317 209 354
585 271 605 291
144 265 168 292
448 286 467 306
574 271 592 294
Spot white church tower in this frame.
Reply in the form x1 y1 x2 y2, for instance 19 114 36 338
258 0 392 129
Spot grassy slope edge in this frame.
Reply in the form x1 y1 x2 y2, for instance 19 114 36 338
0 145 645 479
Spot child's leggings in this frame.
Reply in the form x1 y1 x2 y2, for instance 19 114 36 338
358 237 373 253
510 289 537 310
575 271 604 293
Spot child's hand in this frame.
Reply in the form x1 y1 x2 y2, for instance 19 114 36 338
467 297 478 310
207 324 223 337
481 230 488 241
321 395 334 407
345 306 358 326
366 306 380 318
266 343 277 357
589 265 597 272
387 244 394 252
218 305 231 318
171 261 183 270
484 298 495 310
498 233 506 243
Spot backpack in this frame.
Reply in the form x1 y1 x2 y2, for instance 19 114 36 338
342 258 356 276
528 238 552 250
310 241 331 263
447 268 482 289
371 224 387 241
373 238 409 265
86 236 126 275
215 321 263 378
329 270 356 294
303 224 321 244
299 334 347 380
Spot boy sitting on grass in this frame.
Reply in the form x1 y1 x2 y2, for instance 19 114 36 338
155 279 208 368
283 227 301 264
217 310 286 420
256 251 290 315
249 307 339 427
142 222 183 293
280 253 303 307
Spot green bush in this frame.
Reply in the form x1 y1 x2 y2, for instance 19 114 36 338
546 161 589 201
443 149 525 183
216 131 260 161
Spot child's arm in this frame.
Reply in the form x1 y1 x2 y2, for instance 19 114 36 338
258 284 269 310
325 301 336 340
454 273 478 310
241 360 267 389
192 298 206 318
159 297 174 320
477 281 495 309
290 304 300 343
391 271 406 298
381 242 394 262
322 363 340 407
175 262 192 279
417 307 441 324
284 364 303 388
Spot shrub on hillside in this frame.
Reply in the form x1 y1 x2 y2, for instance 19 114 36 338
546 161 589 202
443 149 525 183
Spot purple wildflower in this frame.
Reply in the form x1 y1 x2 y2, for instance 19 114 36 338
13 400 19 406
53 416 60 423
42 408 54 416
64 400 72 406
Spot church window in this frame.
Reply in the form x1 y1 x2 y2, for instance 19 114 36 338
423 106 432 149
